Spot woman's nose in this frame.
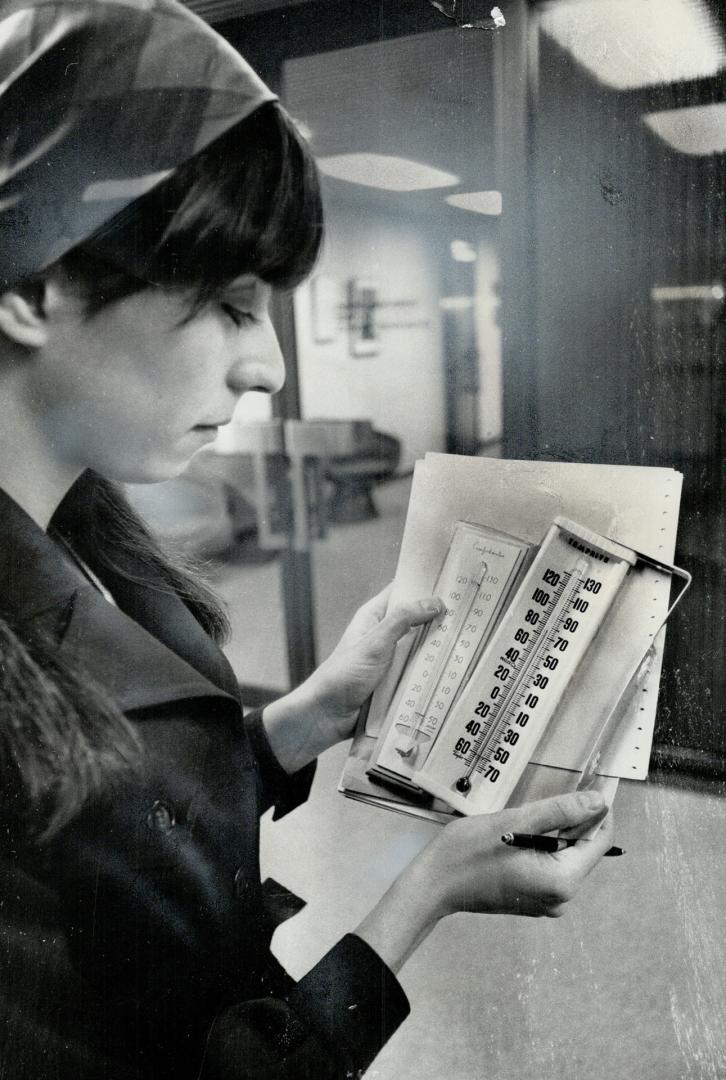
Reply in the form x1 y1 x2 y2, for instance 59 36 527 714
226 315 285 396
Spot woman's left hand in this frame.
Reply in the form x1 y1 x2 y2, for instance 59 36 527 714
309 584 445 740
261 585 443 773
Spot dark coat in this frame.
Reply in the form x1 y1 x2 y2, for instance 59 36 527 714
0 486 408 1080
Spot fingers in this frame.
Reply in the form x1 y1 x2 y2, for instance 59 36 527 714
349 588 443 638
334 589 444 658
552 811 615 881
371 596 445 651
513 790 607 836
551 807 614 877
516 808 614 917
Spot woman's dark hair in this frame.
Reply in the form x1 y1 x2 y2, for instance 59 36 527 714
58 101 323 313
50 471 230 644
1 102 323 842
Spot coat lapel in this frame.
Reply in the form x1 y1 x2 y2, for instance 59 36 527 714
59 587 239 715
88 554 242 702
0 486 240 717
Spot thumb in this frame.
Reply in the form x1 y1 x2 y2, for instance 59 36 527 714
368 596 445 653
512 791 607 835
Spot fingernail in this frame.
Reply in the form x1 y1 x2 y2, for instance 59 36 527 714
579 791 605 813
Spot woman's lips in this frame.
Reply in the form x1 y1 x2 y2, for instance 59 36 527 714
190 424 221 441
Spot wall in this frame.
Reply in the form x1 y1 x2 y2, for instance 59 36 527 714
294 200 447 470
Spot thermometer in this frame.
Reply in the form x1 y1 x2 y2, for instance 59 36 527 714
371 521 530 786
412 518 638 814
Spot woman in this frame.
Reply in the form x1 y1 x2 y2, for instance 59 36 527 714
0 2 613 1077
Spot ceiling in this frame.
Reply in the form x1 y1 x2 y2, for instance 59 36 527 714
284 29 498 204
183 0 726 222
182 0 502 230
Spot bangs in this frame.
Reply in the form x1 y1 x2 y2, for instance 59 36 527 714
75 102 323 308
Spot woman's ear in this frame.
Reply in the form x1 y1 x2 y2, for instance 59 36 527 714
0 282 48 349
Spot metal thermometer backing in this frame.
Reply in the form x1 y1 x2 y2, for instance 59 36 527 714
413 518 637 815
371 522 529 785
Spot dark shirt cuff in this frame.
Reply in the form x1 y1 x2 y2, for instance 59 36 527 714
286 933 410 1077
244 707 316 819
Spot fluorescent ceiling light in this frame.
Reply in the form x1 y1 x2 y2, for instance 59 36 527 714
317 153 459 192
652 284 724 301
446 190 502 215
540 0 725 90
643 102 726 155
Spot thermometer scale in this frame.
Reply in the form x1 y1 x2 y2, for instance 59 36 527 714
413 518 638 814
371 522 530 787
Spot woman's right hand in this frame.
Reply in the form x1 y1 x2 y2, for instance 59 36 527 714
413 790 612 922
355 791 613 973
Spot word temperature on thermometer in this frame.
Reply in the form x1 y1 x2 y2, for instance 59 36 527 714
372 522 530 786
412 518 638 815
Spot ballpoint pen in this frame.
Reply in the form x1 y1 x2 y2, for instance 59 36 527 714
501 832 624 856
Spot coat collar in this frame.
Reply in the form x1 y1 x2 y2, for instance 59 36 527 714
0 485 240 715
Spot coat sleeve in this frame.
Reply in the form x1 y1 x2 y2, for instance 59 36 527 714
210 713 411 1076
201 934 410 1080
243 707 317 820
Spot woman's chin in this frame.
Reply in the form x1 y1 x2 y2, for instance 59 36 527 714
102 456 194 487
93 431 219 486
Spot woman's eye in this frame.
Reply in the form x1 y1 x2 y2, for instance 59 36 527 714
220 302 258 328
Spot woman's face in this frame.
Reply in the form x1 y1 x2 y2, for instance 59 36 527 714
32 274 285 484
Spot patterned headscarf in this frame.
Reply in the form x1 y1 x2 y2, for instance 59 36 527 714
0 0 276 289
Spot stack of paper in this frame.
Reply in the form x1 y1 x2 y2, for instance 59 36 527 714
339 454 684 822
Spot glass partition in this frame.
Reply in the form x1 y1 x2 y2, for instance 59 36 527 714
175 0 725 761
